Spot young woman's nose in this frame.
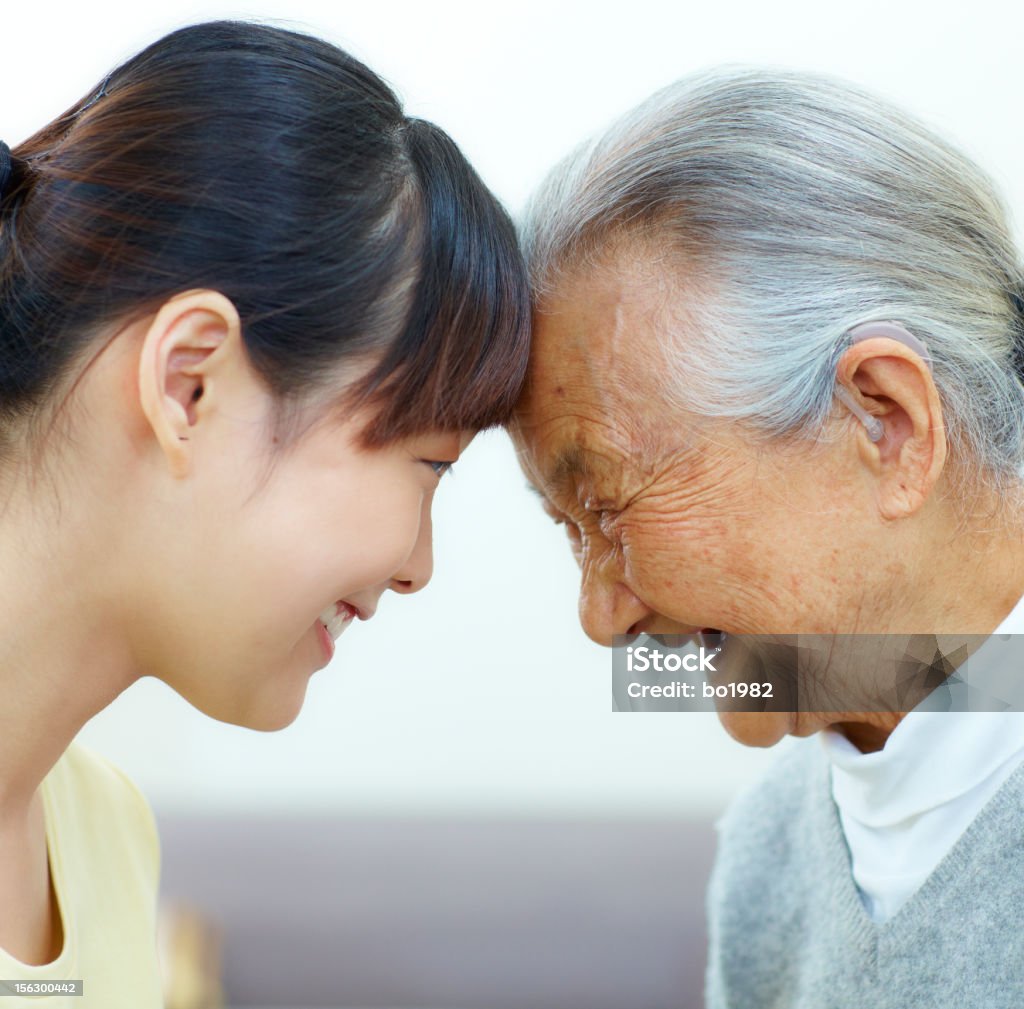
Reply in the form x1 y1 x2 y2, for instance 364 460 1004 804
389 505 434 595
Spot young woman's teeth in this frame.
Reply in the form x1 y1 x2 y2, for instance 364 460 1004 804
319 603 355 642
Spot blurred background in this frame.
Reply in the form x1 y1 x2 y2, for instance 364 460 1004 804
4 0 1023 1006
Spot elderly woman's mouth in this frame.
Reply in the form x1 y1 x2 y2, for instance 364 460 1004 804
699 628 727 648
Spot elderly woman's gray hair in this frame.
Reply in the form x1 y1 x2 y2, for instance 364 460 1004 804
520 66 1024 506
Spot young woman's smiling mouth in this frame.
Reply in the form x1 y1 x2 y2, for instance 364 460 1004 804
316 600 373 662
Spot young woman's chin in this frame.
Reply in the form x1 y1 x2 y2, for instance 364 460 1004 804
168 639 323 732
239 695 308 732
200 678 311 732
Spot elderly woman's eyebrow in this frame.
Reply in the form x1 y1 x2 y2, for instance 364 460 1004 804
546 444 593 494
523 445 596 506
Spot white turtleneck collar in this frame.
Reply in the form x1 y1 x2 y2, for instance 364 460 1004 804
819 593 1024 922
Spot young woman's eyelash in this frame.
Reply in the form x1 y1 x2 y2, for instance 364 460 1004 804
426 460 456 478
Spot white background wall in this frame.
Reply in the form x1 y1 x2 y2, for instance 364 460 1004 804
4 0 1022 818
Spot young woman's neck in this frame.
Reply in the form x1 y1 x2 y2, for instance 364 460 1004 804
0 473 139 820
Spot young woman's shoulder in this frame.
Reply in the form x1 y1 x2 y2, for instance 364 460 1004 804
44 741 160 892
0 742 168 1003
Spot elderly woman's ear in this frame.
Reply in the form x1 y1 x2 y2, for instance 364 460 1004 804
836 336 947 521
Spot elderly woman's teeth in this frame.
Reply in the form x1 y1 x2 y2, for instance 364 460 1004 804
319 603 355 642
700 628 727 648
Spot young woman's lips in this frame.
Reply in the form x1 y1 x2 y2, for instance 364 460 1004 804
317 620 335 662
315 600 362 665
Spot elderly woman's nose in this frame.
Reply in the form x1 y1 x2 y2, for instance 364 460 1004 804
578 564 652 646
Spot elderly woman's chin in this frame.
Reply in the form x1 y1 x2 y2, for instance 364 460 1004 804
716 710 798 748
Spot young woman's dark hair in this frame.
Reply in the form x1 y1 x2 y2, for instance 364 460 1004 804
0 19 529 472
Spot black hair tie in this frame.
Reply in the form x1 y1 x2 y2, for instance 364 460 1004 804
0 141 31 216
0 140 12 204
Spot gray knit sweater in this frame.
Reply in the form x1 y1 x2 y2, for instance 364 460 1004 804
705 736 1024 1008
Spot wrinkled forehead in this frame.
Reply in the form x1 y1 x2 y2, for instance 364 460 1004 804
510 262 688 496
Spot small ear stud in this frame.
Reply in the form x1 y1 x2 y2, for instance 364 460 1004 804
836 320 933 442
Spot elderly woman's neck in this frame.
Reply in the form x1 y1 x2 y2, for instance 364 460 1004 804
907 487 1024 634
831 715 906 754
823 492 1024 755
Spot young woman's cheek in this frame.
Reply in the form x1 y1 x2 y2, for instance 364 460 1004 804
348 479 430 585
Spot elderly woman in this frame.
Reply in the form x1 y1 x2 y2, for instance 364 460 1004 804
510 67 1024 1006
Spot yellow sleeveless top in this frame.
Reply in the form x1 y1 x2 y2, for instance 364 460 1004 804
0 742 162 1006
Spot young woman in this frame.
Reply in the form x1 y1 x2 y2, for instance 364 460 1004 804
0 20 528 1000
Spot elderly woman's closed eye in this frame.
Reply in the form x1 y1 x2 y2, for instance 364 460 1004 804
510 65 1024 1009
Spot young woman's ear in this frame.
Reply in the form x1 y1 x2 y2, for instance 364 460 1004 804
138 289 244 478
